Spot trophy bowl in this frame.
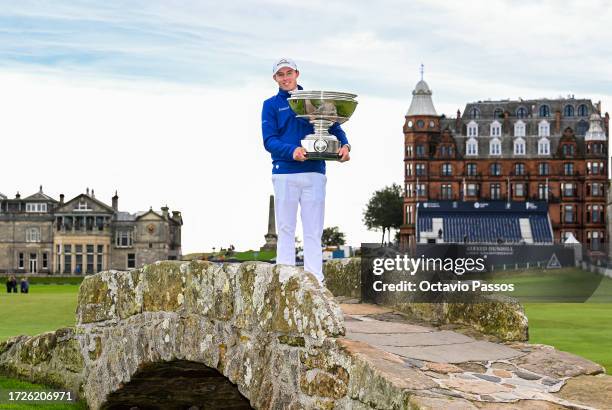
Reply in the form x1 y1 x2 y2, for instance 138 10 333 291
288 91 358 160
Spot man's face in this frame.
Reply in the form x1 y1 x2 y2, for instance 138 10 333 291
273 67 299 91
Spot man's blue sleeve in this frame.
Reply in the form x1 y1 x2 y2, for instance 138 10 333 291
330 123 349 146
262 101 298 160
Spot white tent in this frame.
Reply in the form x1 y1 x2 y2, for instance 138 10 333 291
563 233 580 244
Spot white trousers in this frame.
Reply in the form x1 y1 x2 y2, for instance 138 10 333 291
272 172 326 283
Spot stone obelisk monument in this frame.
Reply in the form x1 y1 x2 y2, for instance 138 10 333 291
261 195 277 251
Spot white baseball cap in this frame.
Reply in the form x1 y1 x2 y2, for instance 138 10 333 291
272 58 298 75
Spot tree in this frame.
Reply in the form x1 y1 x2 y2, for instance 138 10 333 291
322 226 346 247
363 183 403 245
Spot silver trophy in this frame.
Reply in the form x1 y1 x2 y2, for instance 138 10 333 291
287 91 358 160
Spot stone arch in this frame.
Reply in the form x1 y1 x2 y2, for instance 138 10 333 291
76 261 346 409
6 261 422 409
101 360 252 409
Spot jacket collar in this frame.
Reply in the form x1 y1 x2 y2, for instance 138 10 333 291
278 84 303 98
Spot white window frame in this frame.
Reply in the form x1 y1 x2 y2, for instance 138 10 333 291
26 227 41 242
538 137 550 155
538 120 550 137
490 120 501 137
26 203 47 213
514 120 526 137
513 137 526 155
115 230 134 248
467 120 478 137
466 137 478 156
489 138 501 156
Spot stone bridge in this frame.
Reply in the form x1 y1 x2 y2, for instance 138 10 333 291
0 260 610 409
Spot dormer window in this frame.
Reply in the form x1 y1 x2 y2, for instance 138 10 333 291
577 104 588 117
77 201 90 211
516 106 528 119
469 107 480 119
577 119 589 135
538 138 550 155
26 203 47 213
467 120 478 137
564 105 574 117
490 120 501 137
513 137 526 155
539 104 550 117
514 120 526 137
490 138 501 156
466 138 478 156
538 120 550 137
493 108 504 119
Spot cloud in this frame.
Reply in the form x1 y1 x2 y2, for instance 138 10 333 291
0 1 610 252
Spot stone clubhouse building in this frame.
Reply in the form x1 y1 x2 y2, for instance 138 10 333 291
0 187 182 275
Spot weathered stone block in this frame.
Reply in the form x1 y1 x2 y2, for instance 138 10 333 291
324 258 361 298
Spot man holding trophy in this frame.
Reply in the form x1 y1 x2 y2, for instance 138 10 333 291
261 57 357 284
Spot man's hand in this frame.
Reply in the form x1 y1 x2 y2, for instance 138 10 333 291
293 147 308 161
338 145 350 162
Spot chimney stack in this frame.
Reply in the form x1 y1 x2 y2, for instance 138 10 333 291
112 191 119 211
555 111 561 134
455 109 462 132
503 111 510 134
15 192 20 199
60 194 64 205
161 205 169 219
172 211 182 224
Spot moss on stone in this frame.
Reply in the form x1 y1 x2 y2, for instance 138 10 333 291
77 275 113 323
324 258 361 298
278 335 305 347
115 270 141 319
141 262 186 312
300 369 348 399
445 295 528 342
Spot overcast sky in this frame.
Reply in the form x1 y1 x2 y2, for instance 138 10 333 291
1 1 611 253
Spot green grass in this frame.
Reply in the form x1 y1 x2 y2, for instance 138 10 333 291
0 285 79 341
0 375 86 409
182 250 276 262
523 303 612 374
488 268 612 373
488 267 612 302
2 276 84 286
232 250 276 261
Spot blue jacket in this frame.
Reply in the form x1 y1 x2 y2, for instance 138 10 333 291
262 85 348 174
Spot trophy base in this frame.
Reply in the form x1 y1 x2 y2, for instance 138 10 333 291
305 152 342 161
301 135 341 162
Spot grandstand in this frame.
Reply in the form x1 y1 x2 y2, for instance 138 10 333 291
416 201 553 244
